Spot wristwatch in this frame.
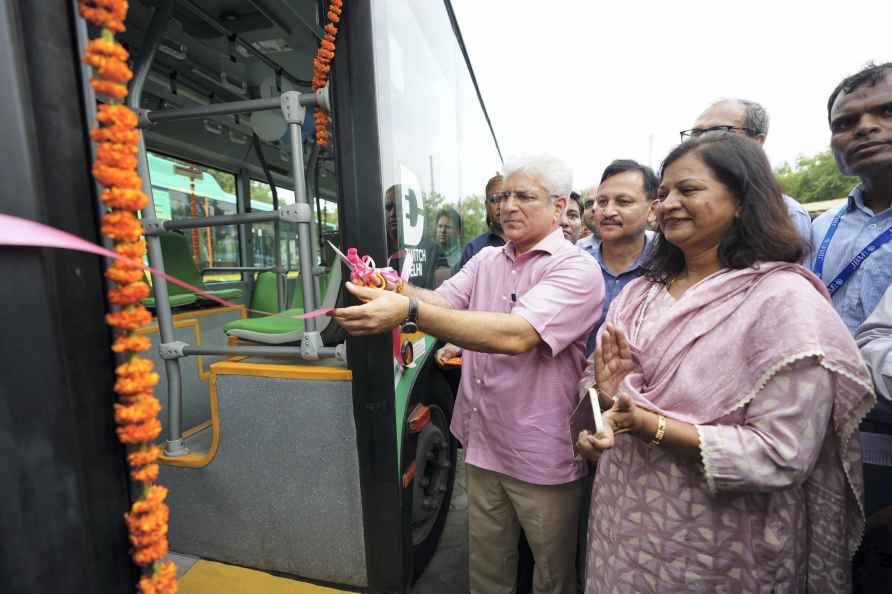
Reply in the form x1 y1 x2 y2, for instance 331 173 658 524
402 297 419 334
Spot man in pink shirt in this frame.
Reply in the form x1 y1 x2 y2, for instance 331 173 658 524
335 154 604 594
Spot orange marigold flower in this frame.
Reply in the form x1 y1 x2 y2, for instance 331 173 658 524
114 371 159 395
86 38 129 61
78 1 128 32
94 162 142 189
318 48 334 61
114 393 160 423
112 333 151 353
324 23 338 36
96 142 139 170
113 239 146 259
128 444 161 467
132 537 168 566
106 306 152 330
102 187 147 210
108 281 150 306
97 103 138 128
117 417 162 444
91 78 128 99
138 560 178 594
131 485 168 515
106 264 144 284
102 210 143 241
116 356 154 377
131 463 159 483
126 504 169 536
91 126 140 145
83 53 133 84
327 10 340 23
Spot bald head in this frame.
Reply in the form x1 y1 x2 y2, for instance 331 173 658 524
693 99 770 145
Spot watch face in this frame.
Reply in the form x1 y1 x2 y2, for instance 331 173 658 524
400 337 415 365
401 322 418 335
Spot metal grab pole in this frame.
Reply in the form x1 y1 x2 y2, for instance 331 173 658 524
128 0 188 456
160 209 283 230
140 97 282 127
283 94 318 333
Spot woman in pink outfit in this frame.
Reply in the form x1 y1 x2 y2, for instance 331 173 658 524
576 133 874 593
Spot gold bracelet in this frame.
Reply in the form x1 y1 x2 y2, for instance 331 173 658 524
649 414 666 447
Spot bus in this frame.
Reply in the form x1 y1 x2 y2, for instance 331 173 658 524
1 1 501 592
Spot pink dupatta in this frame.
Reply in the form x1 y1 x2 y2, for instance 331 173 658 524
600 262 875 588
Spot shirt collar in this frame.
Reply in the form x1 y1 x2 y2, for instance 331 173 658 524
847 184 874 216
595 230 655 273
503 227 565 261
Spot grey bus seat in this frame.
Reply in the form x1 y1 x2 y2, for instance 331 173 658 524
223 261 341 344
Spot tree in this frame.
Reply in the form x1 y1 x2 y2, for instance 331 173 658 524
774 149 858 203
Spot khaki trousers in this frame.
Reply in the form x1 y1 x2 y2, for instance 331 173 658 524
467 463 582 594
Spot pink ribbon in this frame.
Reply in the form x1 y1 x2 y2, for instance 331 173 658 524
0 213 334 321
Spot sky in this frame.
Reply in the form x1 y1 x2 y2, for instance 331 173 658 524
451 0 892 191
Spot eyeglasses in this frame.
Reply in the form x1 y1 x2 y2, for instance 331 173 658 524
489 190 543 204
679 125 756 142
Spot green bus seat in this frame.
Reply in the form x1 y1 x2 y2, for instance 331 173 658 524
249 271 301 315
141 231 243 308
223 260 340 345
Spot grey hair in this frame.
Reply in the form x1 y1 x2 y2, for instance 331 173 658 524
709 98 770 138
502 154 573 199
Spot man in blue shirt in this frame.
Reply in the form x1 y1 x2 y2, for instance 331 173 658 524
683 98 812 244
813 64 892 335
455 173 506 271
584 159 657 356
819 64 892 586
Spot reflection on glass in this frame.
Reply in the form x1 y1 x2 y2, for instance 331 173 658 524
372 1 501 288
147 152 239 279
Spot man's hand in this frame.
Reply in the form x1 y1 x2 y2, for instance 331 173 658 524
575 393 640 463
594 323 636 398
333 282 409 335
435 343 461 368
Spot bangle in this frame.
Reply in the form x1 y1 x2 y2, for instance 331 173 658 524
649 414 666 447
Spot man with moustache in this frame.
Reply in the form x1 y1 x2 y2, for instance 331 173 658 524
583 159 657 356
814 65 892 551
683 98 812 243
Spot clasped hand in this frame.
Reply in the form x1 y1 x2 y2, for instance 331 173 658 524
575 324 641 463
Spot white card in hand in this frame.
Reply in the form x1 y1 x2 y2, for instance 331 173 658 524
589 387 605 435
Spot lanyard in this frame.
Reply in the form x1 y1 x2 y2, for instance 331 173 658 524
813 206 892 296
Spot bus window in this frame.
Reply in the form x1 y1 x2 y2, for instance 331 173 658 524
371 1 502 289
147 152 240 281
249 180 298 272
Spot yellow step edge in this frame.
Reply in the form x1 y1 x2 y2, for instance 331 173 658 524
180 559 358 593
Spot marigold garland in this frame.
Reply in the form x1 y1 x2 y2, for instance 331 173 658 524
79 1 177 590
311 0 343 147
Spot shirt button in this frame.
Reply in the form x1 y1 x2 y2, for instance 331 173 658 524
473 407 478 412
512 269 517 274
476 379 481 385
868 224 877 231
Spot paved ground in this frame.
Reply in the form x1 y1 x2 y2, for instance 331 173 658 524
411 449 469 593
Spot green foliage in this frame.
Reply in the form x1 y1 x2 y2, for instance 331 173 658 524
774 150 858 203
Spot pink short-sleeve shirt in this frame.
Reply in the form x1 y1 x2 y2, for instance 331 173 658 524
436 228 604 484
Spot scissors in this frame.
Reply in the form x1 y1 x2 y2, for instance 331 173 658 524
327 240 393 290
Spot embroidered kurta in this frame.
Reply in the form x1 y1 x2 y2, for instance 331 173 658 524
585 288 835 593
